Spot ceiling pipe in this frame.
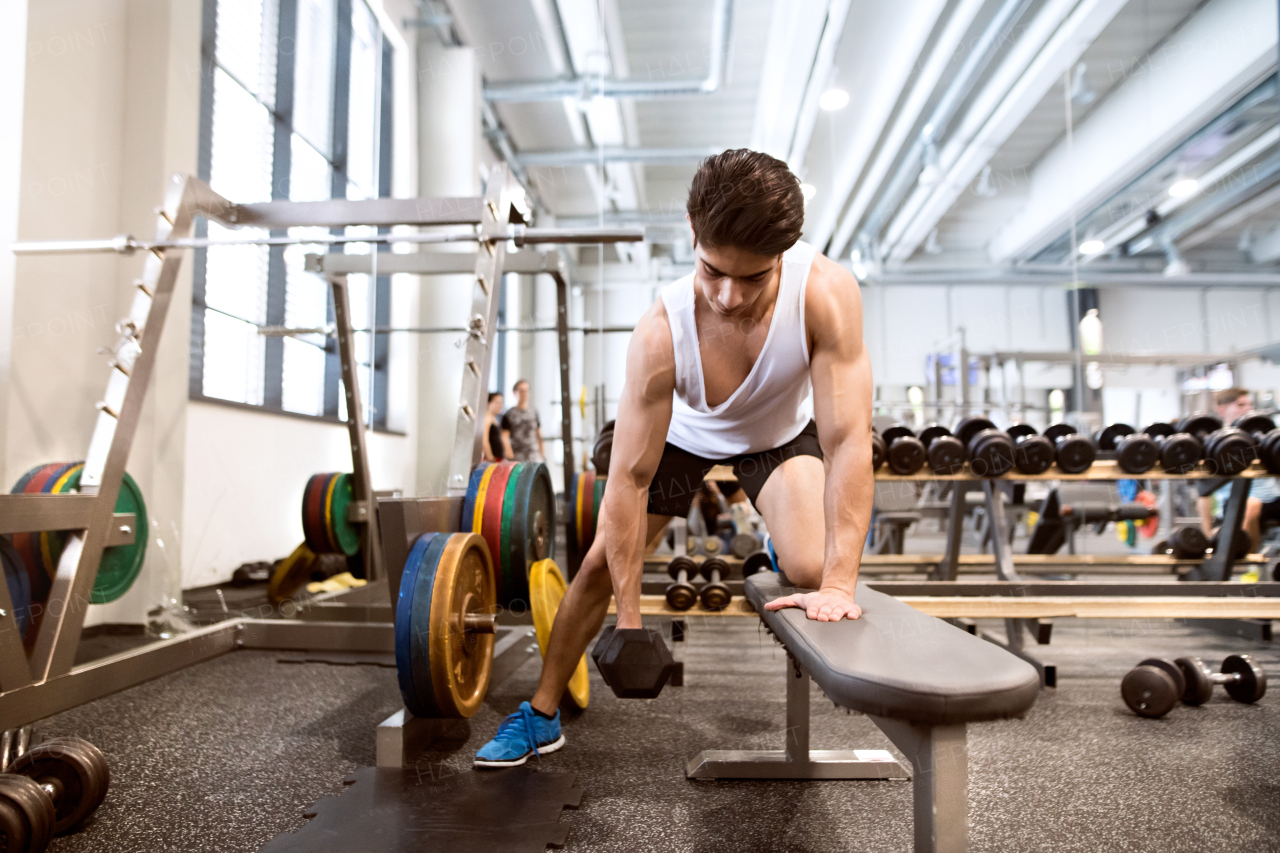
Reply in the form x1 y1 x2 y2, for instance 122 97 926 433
516 146 724 167
785 0 854 171
821 0 1024 256
482 0 734 101
862 268 1280 287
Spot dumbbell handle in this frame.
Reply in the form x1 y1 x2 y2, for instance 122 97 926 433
1209 671 1243 686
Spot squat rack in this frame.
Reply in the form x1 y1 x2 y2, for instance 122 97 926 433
0 165 641 729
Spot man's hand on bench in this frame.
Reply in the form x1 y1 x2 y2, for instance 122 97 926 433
763 587 862 621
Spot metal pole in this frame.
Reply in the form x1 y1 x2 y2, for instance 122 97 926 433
553 263 574 496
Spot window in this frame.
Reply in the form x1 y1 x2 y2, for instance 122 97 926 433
191 0 394 427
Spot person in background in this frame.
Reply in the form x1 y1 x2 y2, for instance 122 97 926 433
502 379 546 463
482 392 510 462
1196 386 1280 551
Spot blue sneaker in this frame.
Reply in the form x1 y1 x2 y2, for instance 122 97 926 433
473 701 565 768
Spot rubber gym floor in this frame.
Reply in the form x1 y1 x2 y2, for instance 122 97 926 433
35 604 1280 853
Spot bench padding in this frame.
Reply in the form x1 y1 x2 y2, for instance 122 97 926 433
745 574 1039 725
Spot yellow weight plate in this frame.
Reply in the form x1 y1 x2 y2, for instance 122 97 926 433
528 559 589 709
268 542 317 605
428 532 496 718
472 464 497 534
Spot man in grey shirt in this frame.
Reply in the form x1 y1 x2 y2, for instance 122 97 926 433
501 379 546 463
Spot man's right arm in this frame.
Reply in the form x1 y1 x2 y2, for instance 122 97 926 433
602 302 676 630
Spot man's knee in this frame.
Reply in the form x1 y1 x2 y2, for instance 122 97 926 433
776 553 823 588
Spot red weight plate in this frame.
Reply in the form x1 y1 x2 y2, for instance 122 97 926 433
480 462 516 601
303 473 330 553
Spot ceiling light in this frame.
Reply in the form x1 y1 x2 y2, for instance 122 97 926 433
800 183 817 201
1168 178 1199 198
818 88 849 111
1079 239 1105 255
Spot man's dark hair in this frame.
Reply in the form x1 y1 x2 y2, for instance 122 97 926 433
687 149 804 256
488 392 503 403
1215 386 1250 407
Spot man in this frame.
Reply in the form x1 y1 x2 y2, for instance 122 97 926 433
475 149 874 768
1197 386 1280 551
502 379 546 463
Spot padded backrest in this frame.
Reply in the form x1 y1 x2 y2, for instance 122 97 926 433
745 573 1040 725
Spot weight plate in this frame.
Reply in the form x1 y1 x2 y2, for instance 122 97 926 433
470 464 499 535
565 470 580 577
1012 435 1054 476
1222 654 1267 704
1169 526 1209 560
50 467 150 604
10 463 64 605
397 532 495 718
881 425 916 444
593 476 605 535
480 462 516 603
1136 491 1159 538
886 435 927 475
528 559 589 709
1042 424 1076 443
1006 423 1037 441
12 737 109 834
1234 413 1277 437
1115 434 1159 475
499 462 526 608
927 435 967 475
954 416 997 452
1205 428 1254 476
1159 433 1202 474
36 463 80 576
462 464 490 534
871 432 886 472
730 532 760 558
268 542 318 605
742 550 774 576
0 773 53 853
573 471 589 554
1261 430 1280 475
327 473 360 557
1137 657 1186 697
1175 656 1214 706
0 538 31 640
396 532 443 717
1121 665 1178 718
1054 435 1096 474
1095 423 1134 451
1177 413 1222 438
703 535 723 555
320 473 343 554
918 424 951 448
968 430 1014 478
509 463 555 610
302 474 330 553
1142 422 1174 439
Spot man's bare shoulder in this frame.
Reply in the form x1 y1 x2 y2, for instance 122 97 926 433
630 298 677 370
805 250 862 346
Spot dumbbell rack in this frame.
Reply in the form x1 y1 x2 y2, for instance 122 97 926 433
0 168 558 730
873 460 1267 686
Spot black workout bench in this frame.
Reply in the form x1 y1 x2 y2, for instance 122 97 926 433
687 573 1040 853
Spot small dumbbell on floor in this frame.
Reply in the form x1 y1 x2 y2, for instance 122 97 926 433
1122 654 1267 718
0 735 110 853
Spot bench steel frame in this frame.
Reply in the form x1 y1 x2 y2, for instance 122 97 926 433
687 653 974 853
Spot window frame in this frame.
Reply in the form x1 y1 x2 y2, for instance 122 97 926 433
191 0 396 430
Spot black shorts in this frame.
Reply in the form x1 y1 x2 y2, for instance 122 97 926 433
646 420 823 517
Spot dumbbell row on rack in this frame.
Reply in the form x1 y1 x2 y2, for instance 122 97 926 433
664 556 733 612
871 411 1280 478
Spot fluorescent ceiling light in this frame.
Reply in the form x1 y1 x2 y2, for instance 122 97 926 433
1168 178 1199 198
1079 239 1105 255
800 183 817 201
818 88 849 111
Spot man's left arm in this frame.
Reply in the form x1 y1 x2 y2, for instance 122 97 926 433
764 256 872 621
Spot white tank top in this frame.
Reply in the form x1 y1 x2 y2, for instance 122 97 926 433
660 240 816 458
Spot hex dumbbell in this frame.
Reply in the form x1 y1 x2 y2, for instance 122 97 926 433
699 556 733 611
1141 422 1203 474
664 555 700 611
1233 412 1280 475
591 625 676 699
1094 423 1159 475
881 425 928 475
954 416 1015 478
1006 424 1055 475
918 423 967 475
1042 424 1097 474
1176 655 1267 705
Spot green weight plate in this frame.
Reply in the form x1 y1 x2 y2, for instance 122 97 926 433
593 476 605 531
53 466 149 603
499 462 524 608
509 462 555 610
328 473 360 557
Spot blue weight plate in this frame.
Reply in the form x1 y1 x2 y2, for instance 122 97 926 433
395 532 442 717
0 537 31 640
462 464 490 534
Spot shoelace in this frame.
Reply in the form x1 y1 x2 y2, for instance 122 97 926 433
496 707 543 758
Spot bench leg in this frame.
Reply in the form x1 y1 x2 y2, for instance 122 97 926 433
685 655 910 780
870 716 968 853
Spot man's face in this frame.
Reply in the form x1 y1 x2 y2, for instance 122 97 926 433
514 383 529 405
489 395 503 414
692 240 781 317
1217 393 1252 424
